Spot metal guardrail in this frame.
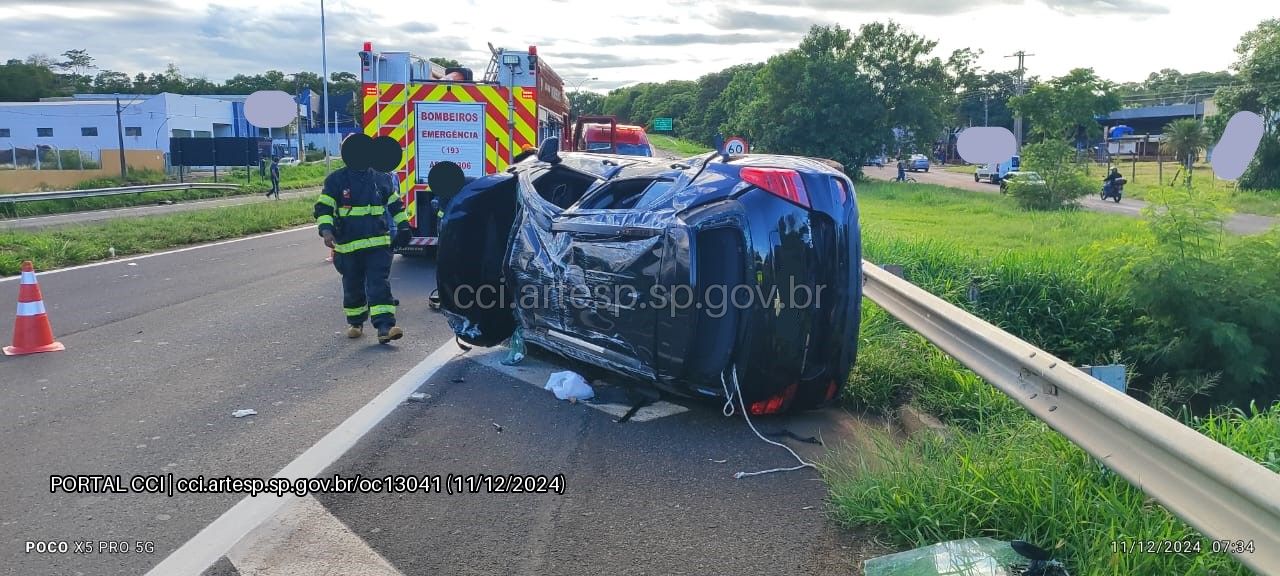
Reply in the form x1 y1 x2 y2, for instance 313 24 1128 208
861 260 1280 575
0 183 242 204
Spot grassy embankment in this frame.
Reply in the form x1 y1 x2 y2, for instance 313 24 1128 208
0 162 338 219
648 134 712 156
943 160 1280 215
0 196 316 276
836 180 1278 575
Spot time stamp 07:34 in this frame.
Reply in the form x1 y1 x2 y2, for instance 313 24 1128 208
1110 538 1257 555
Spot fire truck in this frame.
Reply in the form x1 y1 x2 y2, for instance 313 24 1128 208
357 41 570 254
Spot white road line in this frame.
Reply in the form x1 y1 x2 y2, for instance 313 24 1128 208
143 341 466 576
227 495 404 576
0 226 314 282
468 347 689 422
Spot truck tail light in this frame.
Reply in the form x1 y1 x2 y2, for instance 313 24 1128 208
741 167 810 208
528 45 537 55
363 42 372 52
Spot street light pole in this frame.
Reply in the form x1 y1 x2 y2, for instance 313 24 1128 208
321 0 332 173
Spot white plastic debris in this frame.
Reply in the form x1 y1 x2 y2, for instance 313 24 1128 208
544 371 594 401
232 409 257 418
408 392 429 402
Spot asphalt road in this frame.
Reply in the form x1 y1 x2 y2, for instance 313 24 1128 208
0 188 321 231
862 165 1278 235
0 228 889 576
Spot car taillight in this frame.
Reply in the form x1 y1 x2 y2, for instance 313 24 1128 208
741 167 810 208
748 383 799 415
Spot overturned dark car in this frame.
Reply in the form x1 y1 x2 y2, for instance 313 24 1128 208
433 140 862 415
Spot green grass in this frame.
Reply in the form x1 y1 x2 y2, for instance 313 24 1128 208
856 181 1145 257
0 162 336 219
0 196 316 276
826 403 1278 576
839 176 1278 575
648 134 711 156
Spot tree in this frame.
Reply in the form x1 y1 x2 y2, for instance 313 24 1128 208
1010 68 1119 144
92 70 134 94
58 49 95 76
0 60 62 101
1215 18 1280 190
954 71 1019 129
847 21 958 153
1163 118 1210 177
1008 140 1094 210
568 90 604 117
741 25 885 173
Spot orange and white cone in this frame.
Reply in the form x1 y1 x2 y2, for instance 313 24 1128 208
4 260 65 356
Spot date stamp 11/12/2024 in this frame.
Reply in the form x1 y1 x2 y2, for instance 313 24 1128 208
1110 539 1257 556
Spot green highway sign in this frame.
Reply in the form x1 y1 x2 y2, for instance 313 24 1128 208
654 117 673 131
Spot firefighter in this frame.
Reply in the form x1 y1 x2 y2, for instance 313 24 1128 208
315 134 411 344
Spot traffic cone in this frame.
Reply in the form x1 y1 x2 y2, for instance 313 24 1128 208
4 261 65 356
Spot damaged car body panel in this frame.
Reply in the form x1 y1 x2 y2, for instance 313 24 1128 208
436 148 862 414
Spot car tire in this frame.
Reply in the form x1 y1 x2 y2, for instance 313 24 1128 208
974 174 980 182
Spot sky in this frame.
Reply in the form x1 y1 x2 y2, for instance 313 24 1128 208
1 0 1278 92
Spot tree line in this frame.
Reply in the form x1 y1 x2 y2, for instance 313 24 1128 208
567 19 1277 190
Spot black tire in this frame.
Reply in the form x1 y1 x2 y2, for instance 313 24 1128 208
974 173 980 182
1113 196 1121 203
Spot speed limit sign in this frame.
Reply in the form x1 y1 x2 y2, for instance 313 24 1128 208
724 136 749 155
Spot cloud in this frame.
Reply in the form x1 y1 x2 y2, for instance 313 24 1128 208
555 52 680 69
709 8 827 33
743 0 1164 15
598 32 782 46
1039 0 1169 15
398 22 438 34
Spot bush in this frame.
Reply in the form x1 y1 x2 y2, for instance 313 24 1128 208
1091 185 1280 409
304 149 327 162
1011 140 1094 210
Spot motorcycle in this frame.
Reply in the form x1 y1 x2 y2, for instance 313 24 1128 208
1101 177 1125 203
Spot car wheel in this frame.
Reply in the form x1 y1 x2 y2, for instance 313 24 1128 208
974 174 980 182
924 167 929 173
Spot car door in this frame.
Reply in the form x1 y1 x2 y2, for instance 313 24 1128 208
546 177 676 378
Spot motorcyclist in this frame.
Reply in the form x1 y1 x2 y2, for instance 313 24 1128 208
1103 167 1123 194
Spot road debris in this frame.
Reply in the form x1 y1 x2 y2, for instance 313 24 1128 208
492 422 503 432
408 392 430 402
709 459 728 464
450 377 465 383
544 370 594 401
232 409 257 418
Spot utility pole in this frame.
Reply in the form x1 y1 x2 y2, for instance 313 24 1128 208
1006 51 1034 151
294 75 306 161
114 95 127 179
321 0 332 173
983 90 990 127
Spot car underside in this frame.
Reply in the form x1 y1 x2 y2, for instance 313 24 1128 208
435 148 862 415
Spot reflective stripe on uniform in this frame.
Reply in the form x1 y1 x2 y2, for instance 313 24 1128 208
316 195 337 208
17 301 46 316
338 205 386 217
316 215 334 226
333 235 392 254
344 305 369 317
387 193 401 204
394 212 409 224
370 304 396 317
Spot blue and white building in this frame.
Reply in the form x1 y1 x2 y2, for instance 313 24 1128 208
0 92 315 162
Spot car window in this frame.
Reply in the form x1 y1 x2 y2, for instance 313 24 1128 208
575 177 673 211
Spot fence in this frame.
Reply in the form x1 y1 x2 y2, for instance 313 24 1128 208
0 148 167 192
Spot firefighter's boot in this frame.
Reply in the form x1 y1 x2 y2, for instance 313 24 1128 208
377 326 403 344
346 325 363 338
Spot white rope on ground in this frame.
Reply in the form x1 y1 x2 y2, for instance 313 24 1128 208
727 365 817 479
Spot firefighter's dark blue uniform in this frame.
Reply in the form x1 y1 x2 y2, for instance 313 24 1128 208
314 167 409 331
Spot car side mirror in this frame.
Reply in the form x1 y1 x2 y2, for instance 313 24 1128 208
538 137 561 164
